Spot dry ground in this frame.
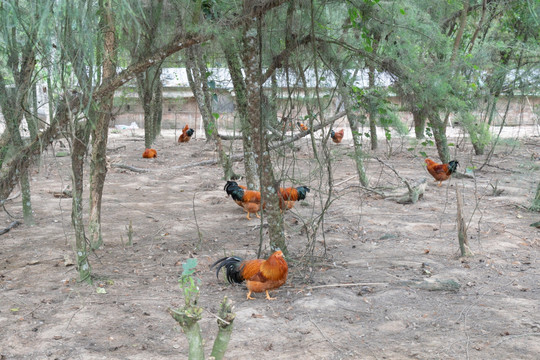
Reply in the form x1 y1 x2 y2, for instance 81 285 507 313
0 127 539 360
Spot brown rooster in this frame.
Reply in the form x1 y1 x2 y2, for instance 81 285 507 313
224 181 263 220
425 158 459 186
330 129 344 143
142 148 157 158
279 186 310 210
297 121 308 131
212 250 288 300
178 124 194 143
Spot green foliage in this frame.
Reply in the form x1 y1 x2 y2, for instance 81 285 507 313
458 112 491 150
352 85 408 139
179 258 201 307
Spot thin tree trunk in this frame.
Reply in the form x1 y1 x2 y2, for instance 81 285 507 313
243 16 286 253
185 46 238 180
88 0 116 249
428 110 450 163
0 43 37 224
319 43 369 186
139 73 153 148
368 64 378 150
186 46 213 141
71 118 92 283
152 72 163 139
456 187 472 256
412 107 426 140
0 95 76 200
221 40 259 188
136 65 163 148
27 84 39 139
131 1 164 148
450 0 469 63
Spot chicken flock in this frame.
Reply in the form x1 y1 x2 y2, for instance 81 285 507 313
137 122 459 301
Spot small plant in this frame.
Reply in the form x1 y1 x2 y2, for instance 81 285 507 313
169 259 235 360
126 220 133 246
458 112 491 155
530 182 540 212
179 258 201 307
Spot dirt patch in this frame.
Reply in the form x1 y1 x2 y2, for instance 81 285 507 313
1 129 539 359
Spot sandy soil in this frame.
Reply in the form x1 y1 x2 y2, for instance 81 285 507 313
0 127 539 360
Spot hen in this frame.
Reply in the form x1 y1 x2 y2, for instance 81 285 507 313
224 181 262 220
142 148 157 158
425 158 459 186
296 121 308 131
178 124 194 143
212 250 288 300
279 186 310 210
330 129 344 143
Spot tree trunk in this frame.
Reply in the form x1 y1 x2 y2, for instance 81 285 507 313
152 73 163 139
412 107 426 140
242 17 286 253
185 46 238 180
368 64 378 150
27 83 39 139
71 118 92 283
319 43 369 186
427 110 450 163
186 46 213 141
221 39 259 188
0 43 37 224
136 64 163 148
88 0 116 249
0 95 75 200
456 187 472 256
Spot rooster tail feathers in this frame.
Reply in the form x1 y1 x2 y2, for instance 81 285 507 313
211 256 244 284
448 160 459 174
296 186 310 200
330 130 335 138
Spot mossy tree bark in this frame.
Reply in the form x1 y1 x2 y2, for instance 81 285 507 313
136 65 163 148
71 116 92 284
185 45 238 180
221 39 259 188
319 43 369 186
412 106 427 140
367 64 378 151
0 37 37 225
88 0 117 249
242 14 286 253
427 109 450 164
127 0 164 148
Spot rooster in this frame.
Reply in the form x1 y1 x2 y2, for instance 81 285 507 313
425 158 459 186
142 148 157 158
224 181 262 220
279 186 310 210
178 124 194 143
296 121 308 131
330 129 344 143
212 250 288 300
